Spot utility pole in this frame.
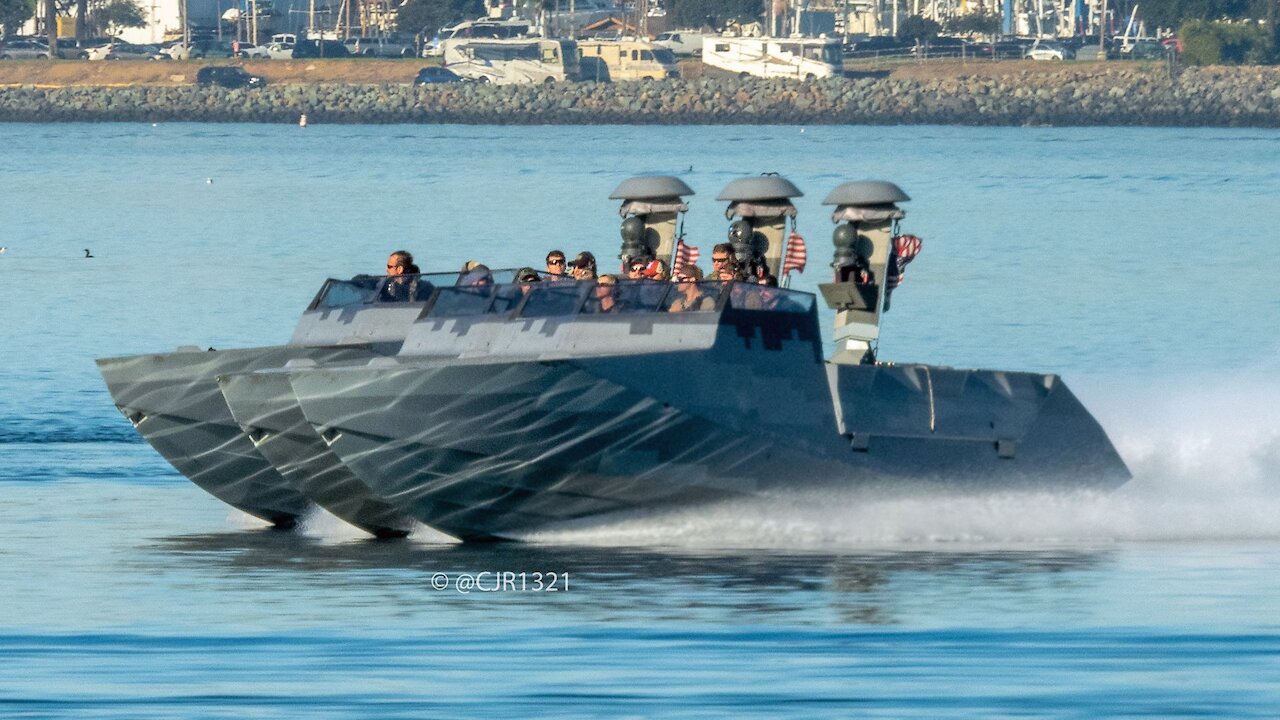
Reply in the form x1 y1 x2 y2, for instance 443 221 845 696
44 0 59 59
1098 0 1106 52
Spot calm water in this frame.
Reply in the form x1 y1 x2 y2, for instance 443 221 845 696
2 123 1279 717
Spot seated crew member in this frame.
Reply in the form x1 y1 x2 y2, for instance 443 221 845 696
586 274 621 313
460 263 493 286
569 251 597 281
710 243 737 277
667 265 714 312
545 250 567 279
380 250 416 302
643 259 670 282
758 274 805 312
626 258 649 281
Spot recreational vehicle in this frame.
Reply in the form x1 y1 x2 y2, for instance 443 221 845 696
577 40 679 81
440 38 580 85
701 35 843 79
424 17 535 56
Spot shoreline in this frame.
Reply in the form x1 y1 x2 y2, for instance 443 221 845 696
2 61 1278 126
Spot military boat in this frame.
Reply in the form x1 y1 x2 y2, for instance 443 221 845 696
99 176 1129 542
97 269 515 536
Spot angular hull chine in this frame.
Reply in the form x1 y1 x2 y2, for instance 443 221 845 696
217 371 416 539
95 346 376 526
289 358 851 541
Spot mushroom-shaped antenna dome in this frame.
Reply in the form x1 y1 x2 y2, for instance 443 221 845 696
716 175 803 201
620 216 646 243
610 175 695 200
822 181 910 206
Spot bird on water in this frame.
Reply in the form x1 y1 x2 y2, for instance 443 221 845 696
84 249 93 258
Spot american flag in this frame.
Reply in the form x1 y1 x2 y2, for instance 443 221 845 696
673 239 700 275
782 230 807 276
888 234 922 289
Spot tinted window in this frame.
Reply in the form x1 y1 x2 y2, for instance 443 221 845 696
519 282 588 317
728 283 815 313
313 277 380 308
660 281 727 312
428 286 497 316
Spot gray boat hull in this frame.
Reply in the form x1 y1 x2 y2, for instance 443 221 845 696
96 346 378 526
217 370 417 538
289 315 1127 540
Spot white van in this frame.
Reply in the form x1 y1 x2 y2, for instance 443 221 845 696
577 40 678 81
653 30 705 57
701 35 843 79
441 38 580 85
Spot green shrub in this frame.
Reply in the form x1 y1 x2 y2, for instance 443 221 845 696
1180 19 1275 65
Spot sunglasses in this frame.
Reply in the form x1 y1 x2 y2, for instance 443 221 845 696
546 258 565 266
712 256 730 263
386 264 401 270
629 265 646 272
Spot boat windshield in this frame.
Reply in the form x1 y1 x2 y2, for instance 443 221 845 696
727 283 816 313
308 269 524 310
421 278 811 320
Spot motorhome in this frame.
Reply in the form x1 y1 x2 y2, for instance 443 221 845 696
424 18 534 56
440 37 580 85
577 40 678 81
701 35 843 79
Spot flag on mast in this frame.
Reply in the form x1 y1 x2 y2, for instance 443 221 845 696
888 234 922 289
673 239 700 275
782 230 807 276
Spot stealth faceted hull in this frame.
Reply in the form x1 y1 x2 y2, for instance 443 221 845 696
289 304 1128 541
96 346 377 526
217 370 416 538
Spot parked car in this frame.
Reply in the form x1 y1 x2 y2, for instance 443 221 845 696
652 30 705 57
85 42 117 61
969 39 1032 60
912 36 976 59
413 66 464 84
160 38 236 60
51 37 115 59
343 36 415 57
1121 39 1166 60
264 42 295 60
234 42 271 59
291 39 351 58
842 35 912 59
104 42 162 60
195 66 265 89
1025 40 1075 61
0 38 51 59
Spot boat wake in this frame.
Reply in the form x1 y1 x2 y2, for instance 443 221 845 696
515 373 1280 549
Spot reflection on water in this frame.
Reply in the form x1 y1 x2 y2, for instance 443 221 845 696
143 527 1110 628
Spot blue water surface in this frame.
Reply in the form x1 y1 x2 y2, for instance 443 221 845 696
1 123 1279 717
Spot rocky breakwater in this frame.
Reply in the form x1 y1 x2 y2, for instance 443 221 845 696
2 65 1279 125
